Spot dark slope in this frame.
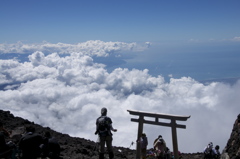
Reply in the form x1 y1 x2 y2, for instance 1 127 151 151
0 110 135 159
224 114 240 159
2 110 239 159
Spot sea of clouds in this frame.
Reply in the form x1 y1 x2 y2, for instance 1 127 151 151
0 40 239 153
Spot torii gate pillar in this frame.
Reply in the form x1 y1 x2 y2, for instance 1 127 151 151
127 110 190 159
171 119 178 159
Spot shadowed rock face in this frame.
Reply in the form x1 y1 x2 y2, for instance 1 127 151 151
224 114 240 159
0 109 239 159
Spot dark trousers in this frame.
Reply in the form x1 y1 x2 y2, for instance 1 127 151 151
99 136 114 159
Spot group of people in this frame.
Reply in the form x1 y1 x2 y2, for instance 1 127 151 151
139 134 180 159
0 122 61 159
136 134 221 159
203 142 220 159
0 107 117 159
95 108 180 159
95 107 223 159
1 108 222 159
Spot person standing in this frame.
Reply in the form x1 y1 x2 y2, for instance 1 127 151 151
95 107 117 159
153 135 166 159
138 133 148 159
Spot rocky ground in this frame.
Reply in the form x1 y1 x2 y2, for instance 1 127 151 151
0 110 239 159
224 114 240 159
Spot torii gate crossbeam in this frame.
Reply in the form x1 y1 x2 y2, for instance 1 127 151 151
127 110 190 159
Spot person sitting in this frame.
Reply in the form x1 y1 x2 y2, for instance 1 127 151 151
212 145 220 159
164 147 171 159
203 142 213 159
41 131 61 159
18 126 44 159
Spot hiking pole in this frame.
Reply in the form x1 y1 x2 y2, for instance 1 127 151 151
129 141 134 149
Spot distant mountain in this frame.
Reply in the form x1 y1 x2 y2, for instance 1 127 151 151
199 77 240 85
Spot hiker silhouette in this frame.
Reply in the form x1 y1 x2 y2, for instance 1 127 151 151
41 131 61 159
153 135 167 159
137 133 148 159
203 143 221 159
18 126 44 159
95 107 117 159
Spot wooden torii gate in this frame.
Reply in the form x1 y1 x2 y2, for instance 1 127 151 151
127 110 190 159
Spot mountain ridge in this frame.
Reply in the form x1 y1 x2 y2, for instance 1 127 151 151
1 109 239 159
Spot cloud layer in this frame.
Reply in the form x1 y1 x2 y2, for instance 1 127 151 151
0 43 239 153
0 40 150 57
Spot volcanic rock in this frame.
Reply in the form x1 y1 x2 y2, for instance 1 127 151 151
223 114 240 159
1 109 239 159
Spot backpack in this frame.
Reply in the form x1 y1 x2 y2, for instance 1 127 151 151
205 145 213 154
97 116 111 136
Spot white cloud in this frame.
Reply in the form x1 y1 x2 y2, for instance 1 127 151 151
189 38 199 42
0 40 148 57
232 36 240 41
0 49 239 154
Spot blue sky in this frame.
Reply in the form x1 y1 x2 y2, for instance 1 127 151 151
1 0 240 153
1 0 240 43
1 0 240 81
